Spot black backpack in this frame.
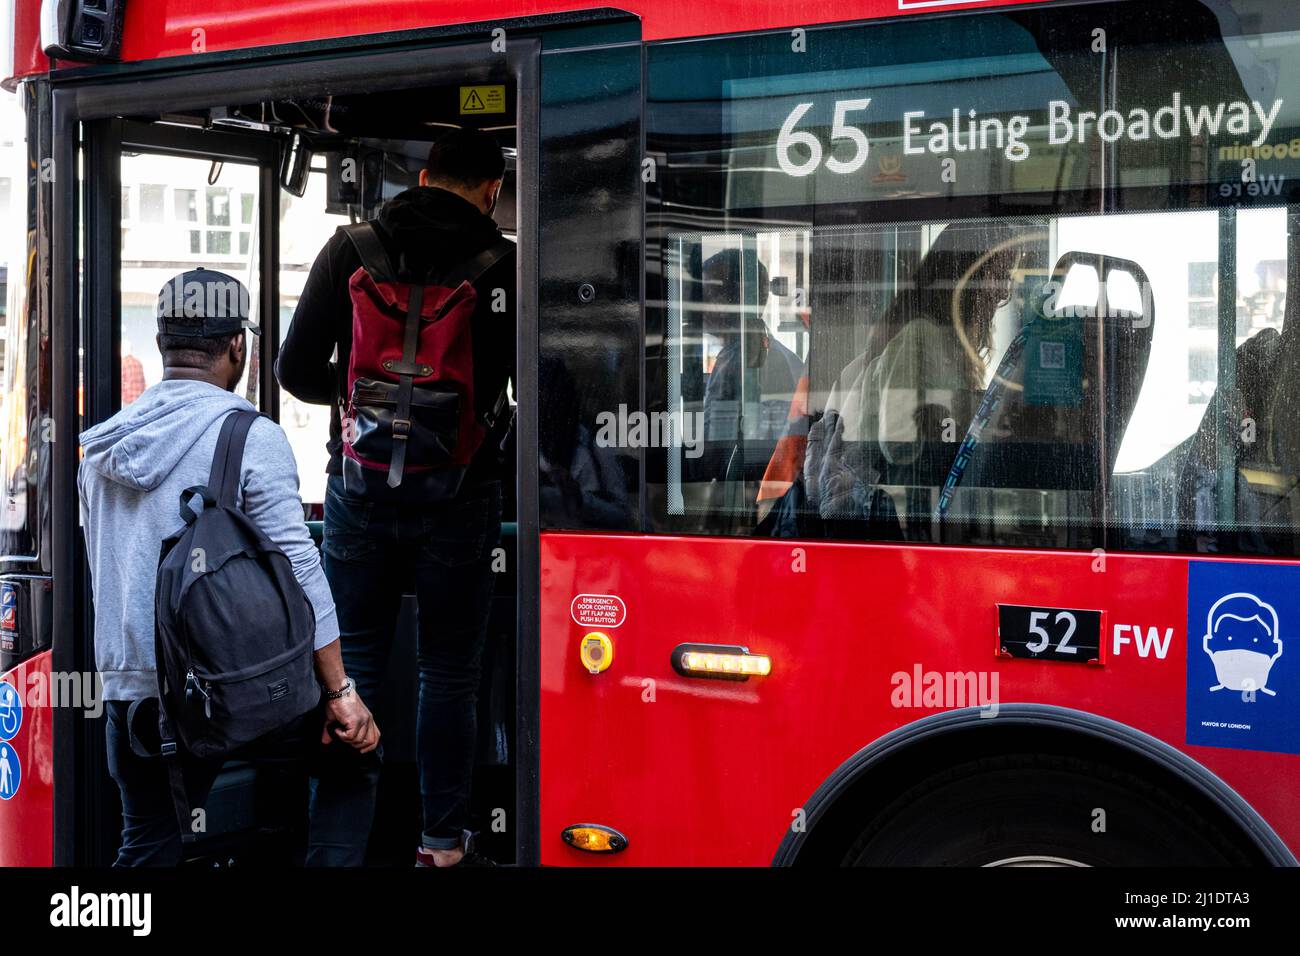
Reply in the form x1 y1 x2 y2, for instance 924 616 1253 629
151 410 319 838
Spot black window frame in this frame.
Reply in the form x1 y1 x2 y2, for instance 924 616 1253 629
642 0 1300 556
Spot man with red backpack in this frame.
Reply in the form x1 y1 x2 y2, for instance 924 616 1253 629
277 128 515 866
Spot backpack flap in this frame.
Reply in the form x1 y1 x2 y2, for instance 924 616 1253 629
349 376 460 466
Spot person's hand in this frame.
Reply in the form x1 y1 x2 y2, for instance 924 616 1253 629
322 690 380 753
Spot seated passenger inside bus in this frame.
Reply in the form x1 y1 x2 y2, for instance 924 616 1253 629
803 223 1021 524
694 248 803 486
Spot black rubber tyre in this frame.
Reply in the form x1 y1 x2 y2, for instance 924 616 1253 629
841 752 1258 866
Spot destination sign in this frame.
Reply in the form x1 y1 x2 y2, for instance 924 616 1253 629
725 66 1300 208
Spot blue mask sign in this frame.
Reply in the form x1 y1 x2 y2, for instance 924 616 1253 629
1186 561 1299 755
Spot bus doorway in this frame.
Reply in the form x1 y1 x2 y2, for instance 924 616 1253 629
59 44 538 866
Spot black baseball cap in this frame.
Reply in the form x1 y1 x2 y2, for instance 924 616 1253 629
156 268 260 337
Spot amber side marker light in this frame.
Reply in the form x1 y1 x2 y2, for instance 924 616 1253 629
671 643 772 681
562 823 628 853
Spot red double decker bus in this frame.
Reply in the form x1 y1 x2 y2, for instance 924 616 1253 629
2 0 1299 867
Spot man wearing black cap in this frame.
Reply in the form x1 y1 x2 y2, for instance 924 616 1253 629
78 268 379 866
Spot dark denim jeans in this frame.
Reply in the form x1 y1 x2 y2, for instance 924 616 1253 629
105 699 325 867
306 475 502 865
105 700 222 866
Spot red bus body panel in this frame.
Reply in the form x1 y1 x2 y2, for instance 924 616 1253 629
8 0 1047 83
0 652 55 866
9 0 50 80
539 533 1300 865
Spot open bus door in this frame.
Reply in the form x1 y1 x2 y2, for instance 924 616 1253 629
46 36 545 866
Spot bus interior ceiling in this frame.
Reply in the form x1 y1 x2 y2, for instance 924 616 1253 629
143 83 519 228
107 82 520 865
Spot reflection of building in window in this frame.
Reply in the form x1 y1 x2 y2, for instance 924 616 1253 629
0 181 9 377
120 177 254 261
0 263 6 378
139 183 165 223
1188 345 1216 405
1244 259 1286 333
1187 257 1287 339
1187 260 1216 330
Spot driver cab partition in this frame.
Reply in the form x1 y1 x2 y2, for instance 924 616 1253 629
52 37 541 865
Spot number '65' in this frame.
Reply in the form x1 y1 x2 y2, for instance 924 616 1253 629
776 98 872 177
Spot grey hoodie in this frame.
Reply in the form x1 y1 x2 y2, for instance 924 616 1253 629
78 379 339 701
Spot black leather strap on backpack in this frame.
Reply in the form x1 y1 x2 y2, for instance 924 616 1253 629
386 282 425 487
340 221 397 283
157 408 260 845
441 236 515 290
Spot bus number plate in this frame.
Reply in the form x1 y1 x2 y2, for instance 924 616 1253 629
997 605 1102 664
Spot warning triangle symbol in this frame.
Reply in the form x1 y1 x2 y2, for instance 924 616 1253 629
463 89 486 112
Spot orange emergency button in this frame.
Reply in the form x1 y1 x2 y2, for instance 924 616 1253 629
580 632 614 674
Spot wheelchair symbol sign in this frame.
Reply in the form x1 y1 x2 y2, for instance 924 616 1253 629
0 682 22 742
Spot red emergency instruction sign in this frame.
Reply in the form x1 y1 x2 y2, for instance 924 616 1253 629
570 593 627 629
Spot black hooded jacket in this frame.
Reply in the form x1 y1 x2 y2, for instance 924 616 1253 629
276 186 516 487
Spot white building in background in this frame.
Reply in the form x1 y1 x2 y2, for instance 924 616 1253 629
118 152 348 501
0 88 24 381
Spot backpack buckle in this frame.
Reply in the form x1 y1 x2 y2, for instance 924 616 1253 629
160 741 178 758
382 360 432 377
392 418 412 440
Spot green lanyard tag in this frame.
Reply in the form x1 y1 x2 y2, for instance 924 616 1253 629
1023 287 1083 408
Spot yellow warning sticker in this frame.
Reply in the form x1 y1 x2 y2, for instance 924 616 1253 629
459 85 506 115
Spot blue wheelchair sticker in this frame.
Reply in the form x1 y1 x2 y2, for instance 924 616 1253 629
1187 562 1300 755
0 681 20 743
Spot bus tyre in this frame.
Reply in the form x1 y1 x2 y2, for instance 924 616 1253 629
840 752 1257 866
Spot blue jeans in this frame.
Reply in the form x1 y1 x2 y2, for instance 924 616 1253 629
306 475 502 865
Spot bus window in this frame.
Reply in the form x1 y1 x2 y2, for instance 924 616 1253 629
120 154 262 407
0 90 33 560
277 167 350 505
646 0 1300 556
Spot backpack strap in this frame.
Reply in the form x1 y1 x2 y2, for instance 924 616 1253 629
208 409 260 509
447 236 514 429
340 221 397 283
441 236 515 290
156 407 261 845
157 712 195 844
